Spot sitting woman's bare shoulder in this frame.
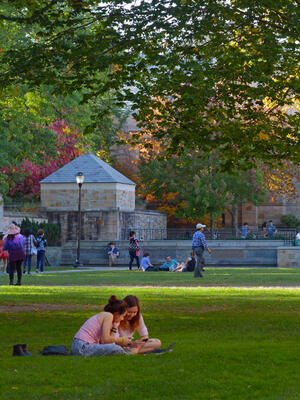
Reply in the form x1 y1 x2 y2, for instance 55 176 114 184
98 311 113 323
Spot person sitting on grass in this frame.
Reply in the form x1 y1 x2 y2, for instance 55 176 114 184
71 295 160 356
141 252 159 271
71 295 134 356
174 251 196 272
160 256 178 271
119 295 161 353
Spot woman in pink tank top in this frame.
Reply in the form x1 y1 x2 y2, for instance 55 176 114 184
119 295 161 354
71 295 132 356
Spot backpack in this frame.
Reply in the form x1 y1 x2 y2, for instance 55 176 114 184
42 345 69 356
128 239 139 252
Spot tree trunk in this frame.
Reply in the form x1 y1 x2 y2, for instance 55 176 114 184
210 214 215 239
231 205 239 238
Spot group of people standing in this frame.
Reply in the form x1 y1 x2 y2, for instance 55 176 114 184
0 223 47 285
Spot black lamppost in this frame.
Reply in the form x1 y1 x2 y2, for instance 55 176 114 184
74 172 84 268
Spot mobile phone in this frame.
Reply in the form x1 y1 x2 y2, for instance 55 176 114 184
142 338 149 342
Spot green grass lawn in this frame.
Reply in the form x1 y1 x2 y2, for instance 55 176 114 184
1 267 300 287
1 280 300 400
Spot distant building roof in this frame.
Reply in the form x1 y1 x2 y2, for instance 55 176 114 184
40 153 135 185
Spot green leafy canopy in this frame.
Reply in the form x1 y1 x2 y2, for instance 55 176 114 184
0 0 299 169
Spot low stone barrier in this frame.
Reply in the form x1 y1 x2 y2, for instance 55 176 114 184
59 240 285 267
277 247 300 267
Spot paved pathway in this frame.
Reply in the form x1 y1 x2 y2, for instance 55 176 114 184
44 267 129 273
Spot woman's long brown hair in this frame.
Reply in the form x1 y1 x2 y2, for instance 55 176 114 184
120 295 141 333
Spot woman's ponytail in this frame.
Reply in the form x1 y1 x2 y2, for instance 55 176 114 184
104 295 128 315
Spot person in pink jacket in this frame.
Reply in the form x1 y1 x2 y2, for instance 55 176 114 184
3 224 25 286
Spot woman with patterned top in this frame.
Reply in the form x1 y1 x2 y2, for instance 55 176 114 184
23 228 37 274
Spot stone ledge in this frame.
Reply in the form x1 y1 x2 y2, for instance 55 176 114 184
277 247 300 268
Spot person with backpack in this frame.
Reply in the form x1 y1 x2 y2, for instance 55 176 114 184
3 224 25 285
128 231 141 271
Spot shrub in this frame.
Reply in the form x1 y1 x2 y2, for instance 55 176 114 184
280 214 300 228
19 217 61 246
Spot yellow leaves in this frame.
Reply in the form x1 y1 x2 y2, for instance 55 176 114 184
145 194 156 202
112 64 121 72
229 41 238 48
62 126 71 134
258 132 270 141
163 192 179 200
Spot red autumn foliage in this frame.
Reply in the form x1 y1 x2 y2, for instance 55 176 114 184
2 120 84 199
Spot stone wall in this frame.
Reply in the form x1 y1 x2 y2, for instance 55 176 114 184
2 214 47 233
277 247 300 267
46 247 62 267
119 210 167 239
60 240 284 266
41 182 135 212
47 209 167 244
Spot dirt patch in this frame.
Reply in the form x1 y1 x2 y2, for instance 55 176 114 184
0 303 104 313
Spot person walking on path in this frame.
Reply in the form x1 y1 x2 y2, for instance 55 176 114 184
23 228 37 274
3 224 25 285
128 231 141 271
35 229 47 273
192 223 212 278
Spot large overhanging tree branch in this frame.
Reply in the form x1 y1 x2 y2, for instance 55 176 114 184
0 0 299 169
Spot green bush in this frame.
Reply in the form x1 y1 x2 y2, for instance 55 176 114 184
280 214 300 228
18 217 60 246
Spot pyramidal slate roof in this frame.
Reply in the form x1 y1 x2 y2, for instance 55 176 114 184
40 153 135 185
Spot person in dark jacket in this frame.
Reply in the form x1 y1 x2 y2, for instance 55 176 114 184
128 231 141 271
3 224 25 285
35 229 47 273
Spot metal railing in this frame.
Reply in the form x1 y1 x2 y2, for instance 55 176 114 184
120 229 167 241
121 228 297 245
168 228 297 244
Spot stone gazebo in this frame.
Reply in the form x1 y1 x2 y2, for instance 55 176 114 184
40 152 166 244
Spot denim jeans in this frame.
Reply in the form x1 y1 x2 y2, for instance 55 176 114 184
70 338 128 356
23 255 32 272
36 250 45 272
193 246 205 278
129 252 140 270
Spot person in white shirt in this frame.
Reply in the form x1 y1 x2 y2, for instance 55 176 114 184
118 295 161 353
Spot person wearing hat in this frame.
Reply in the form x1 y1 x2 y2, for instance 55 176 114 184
192 223 212 278
3 224 25 285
